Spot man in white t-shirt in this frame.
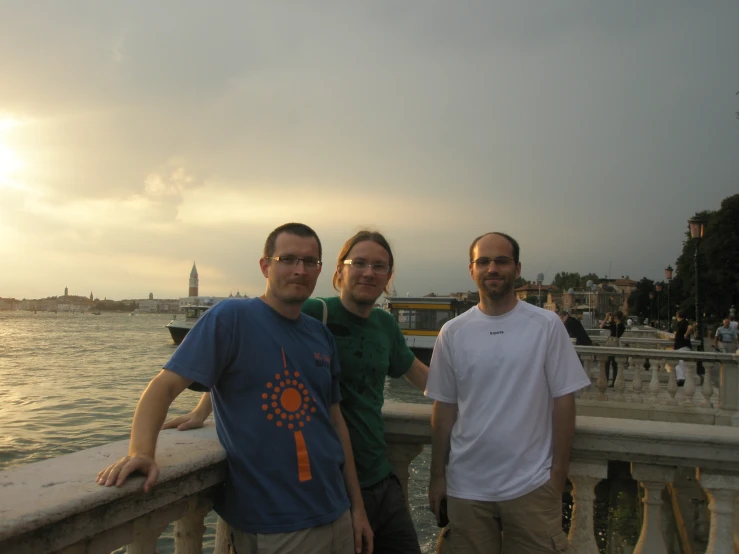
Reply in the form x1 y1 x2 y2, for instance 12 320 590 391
714 319 738 353
426 232 590 553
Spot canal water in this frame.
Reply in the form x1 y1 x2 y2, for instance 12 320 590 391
0 311 640 553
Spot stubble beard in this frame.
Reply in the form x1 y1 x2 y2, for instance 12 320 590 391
480 277 514 302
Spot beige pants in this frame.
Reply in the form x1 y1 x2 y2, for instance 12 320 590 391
439 479 569 553
227 510 354 554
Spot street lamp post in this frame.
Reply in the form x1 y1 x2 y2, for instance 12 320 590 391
586 280 594 324
665 265 673 331
649 291 655 327
689 217 706 353
655 282 663 330
536 273 544 308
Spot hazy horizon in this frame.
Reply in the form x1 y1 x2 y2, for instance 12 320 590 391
2 1 737 300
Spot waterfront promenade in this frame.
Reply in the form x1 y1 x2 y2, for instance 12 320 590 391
1 317 738 553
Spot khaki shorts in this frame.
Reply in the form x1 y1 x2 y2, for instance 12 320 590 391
439 479 569 554
227 509 354 554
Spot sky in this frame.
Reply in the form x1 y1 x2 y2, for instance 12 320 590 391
1 1 737 301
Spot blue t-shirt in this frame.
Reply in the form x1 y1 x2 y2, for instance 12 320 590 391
163 298 349 534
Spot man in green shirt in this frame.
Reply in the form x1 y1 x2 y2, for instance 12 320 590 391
166 230 428 554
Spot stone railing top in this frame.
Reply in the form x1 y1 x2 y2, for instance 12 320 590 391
0 425 226 552
3 403 739 552
382 401 739 470
573 345 737 362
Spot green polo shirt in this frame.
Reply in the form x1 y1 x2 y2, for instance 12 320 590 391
303 296 416 488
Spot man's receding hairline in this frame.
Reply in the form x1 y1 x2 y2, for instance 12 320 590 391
472 233 515 257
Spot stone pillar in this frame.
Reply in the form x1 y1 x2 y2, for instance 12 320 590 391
718 359 739 414
648 359 661 405
630 356 643 403
567 461 607 554
701 362 715 408
174 494 213 554
682 361 697 407
631 463 675 554
613 355 626 402
213 516 230 554
696 469 739 554
386 442 424 506
596 356 608 401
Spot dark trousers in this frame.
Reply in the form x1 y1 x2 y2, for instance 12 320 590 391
606 356 618 384
361 474 421 554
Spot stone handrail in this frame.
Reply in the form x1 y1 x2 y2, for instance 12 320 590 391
571 346 738 426
3 404 739 554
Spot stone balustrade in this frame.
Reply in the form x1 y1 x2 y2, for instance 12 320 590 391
2 403 739 554
573 346 738 426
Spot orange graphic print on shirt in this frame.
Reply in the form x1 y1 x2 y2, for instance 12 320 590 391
261 347 319 482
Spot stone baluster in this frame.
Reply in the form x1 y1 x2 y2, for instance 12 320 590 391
567 461 607 554
613 355 626 402
128 509 179 554
174 494 214 554
386 442 424 505
648 359 661 405
631 463 675 554
630 356 643 403
696 469 739 554
666 361 678 405
596 355 608 401
214 516 229 554
682 360 697 407
701 362 714 408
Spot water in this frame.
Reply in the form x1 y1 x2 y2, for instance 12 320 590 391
0 311 638 553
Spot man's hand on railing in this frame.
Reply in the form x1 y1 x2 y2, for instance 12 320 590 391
96 454 160 493
162 412 207 431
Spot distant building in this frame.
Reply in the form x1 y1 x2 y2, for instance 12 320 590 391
0 297 20 311
515 283 560 308
64 287 68 297
189 262 199 297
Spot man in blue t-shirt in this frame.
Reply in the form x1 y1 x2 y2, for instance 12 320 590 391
167 230 429 554
96 223 373 554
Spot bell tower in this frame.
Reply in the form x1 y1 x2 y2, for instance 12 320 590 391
189 262 199 297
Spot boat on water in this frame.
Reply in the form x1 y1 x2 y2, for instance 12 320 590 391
165 306 210 345
385 296 476 364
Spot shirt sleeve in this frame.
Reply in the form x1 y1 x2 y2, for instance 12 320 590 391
544 317 591 398
425 325 458 403
163 304 236 391
387 315 416 378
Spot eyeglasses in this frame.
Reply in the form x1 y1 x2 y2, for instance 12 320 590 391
472 257 515 268
343 259 391 275
267 255 322 270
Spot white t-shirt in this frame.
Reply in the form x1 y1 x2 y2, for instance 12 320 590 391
425 301 590 502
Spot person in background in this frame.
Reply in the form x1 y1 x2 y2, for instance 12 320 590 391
673 311 694 387
166 230 428 554
601 311 626 387
558 310 593 346
97 223 373 554
714 318 737 353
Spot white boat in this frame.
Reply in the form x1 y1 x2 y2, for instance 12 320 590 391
385 296 476 364
165 306 209 345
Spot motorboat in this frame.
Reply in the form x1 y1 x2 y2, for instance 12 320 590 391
165 306 209 345
385 296 476 364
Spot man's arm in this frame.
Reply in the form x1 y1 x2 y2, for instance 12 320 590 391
331 404 373 554
162 392 213 430
97 369 193 492
550 393 576 494
403 357 429 391
428 400 458 520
